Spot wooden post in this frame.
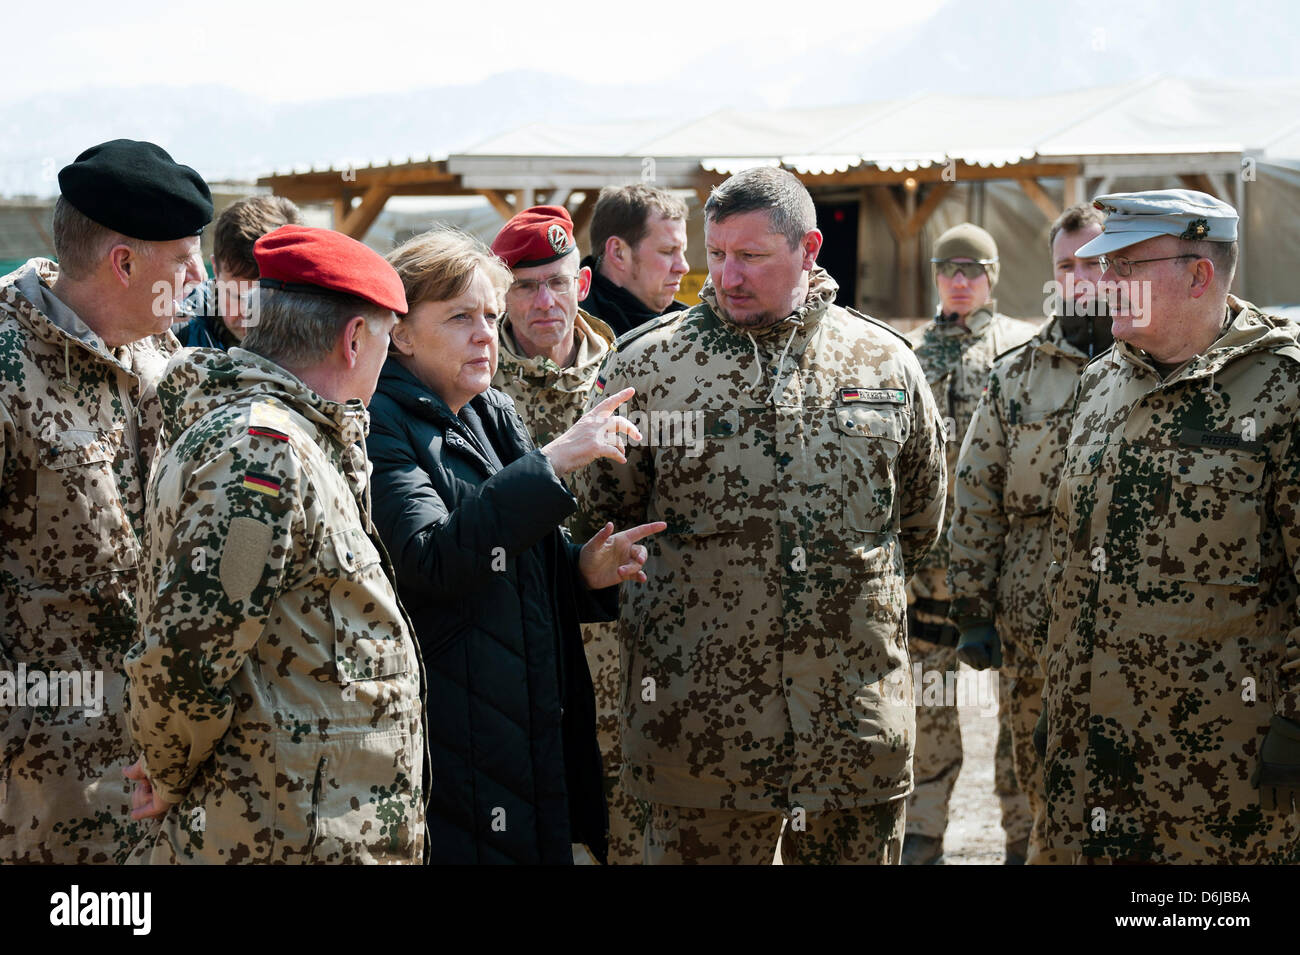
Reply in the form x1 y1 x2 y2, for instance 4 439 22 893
338 183 394 239
1234 167 1247 297
1179 172 1221 199
856 187 871 312
1064 174 1082 208
570 192 599 251
480 190 515 220
871 181 953 318
1019 177 1061 222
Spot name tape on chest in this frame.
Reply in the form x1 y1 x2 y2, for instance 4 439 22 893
841 387 907 406
1179 428 1262 453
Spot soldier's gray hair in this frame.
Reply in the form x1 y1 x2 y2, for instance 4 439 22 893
51 196 149 281
703 166 816 250
242 285 391 368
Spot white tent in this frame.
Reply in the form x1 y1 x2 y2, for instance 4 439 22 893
445 77 1300 316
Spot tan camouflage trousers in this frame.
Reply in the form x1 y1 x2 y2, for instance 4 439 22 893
606 775 648 865
644 801 906 865
1004 665 1072 866
906 636 962 839
586 621 648 865
996 659 1033 849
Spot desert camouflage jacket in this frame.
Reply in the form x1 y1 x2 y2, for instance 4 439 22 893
492 308 616 448
0 259 175 863
124 347 424 864
904 305 1039 606
1042 296 1300 863
572 267 947 810
947 317 1092 677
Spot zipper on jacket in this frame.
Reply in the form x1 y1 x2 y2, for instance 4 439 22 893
113 365 145 480
308 755 328 858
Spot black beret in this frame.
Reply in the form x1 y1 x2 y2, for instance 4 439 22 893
58 139 213 241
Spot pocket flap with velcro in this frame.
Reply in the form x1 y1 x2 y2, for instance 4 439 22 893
834 405 906 443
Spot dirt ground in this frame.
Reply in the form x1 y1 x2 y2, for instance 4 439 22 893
946 690 1006 865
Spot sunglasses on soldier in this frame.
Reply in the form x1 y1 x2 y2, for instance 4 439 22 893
932 260 991 280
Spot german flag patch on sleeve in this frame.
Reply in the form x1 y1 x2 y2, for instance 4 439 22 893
241 471 282 498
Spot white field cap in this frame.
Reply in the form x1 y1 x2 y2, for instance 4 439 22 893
1077 188 1239 257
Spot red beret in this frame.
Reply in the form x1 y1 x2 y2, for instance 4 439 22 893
254 225 407 315
491 205 576 270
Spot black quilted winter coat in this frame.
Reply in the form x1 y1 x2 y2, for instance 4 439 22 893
368 359 612 864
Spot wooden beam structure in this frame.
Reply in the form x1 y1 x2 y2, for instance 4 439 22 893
257 150 1241 316
337 183 394 240
1179 172 1222 199
480 189 515 220
259 159 481 239
1019 177 1061 222
869 182 953 317
569 191 599 246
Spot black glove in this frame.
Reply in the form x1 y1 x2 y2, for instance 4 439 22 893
1033 705 1048 761
956 624 1001 670
1253 714 1300 812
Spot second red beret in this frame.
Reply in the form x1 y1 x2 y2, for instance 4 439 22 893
491 205 576 270
254 225 408 315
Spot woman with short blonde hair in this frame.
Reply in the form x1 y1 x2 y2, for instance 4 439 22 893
368 226 662 865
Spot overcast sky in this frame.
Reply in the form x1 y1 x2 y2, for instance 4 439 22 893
7 0 947 105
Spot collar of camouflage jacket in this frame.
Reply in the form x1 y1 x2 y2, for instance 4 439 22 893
156 346 370 454
496 308 615 392
697 266 839 340
933 300 999 335
4 257 126 363
3 258 178 385
1033 315 1096 363
1108 295 1300 382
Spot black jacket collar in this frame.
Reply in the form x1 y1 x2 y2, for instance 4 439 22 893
580 255 686 338
376 359 505 474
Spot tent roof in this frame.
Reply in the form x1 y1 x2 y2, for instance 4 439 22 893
450 76 1300 174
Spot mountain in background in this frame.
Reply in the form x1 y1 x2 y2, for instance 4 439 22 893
2 0 1297 196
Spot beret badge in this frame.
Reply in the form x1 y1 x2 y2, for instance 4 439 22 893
547 224 570 254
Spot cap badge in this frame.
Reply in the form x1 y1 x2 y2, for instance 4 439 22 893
1179 218 1210 240
547 224 570 254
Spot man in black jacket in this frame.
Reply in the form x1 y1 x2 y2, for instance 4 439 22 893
175 195 300 348
579 184 690 338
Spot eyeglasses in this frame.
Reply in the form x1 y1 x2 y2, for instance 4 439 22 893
1097 254 1199 278
933 261 990 280
508 274 578 298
